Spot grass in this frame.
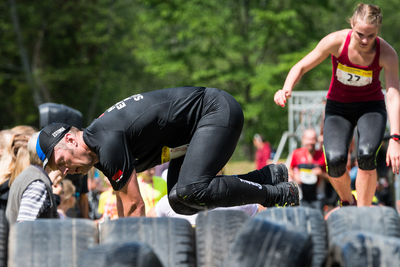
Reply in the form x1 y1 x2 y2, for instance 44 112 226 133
224 160 255 175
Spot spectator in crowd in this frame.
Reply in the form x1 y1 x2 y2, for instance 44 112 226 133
375 177 392 206
0 130 14 210
48 170 64 207
0 134 31 185
288 128 329 211
253 134 272 170
0 133 31 210
57 179 76 219
97 177 118 221
87 167 103 220
64 173 90 219
155 162 169 177
0 130 14 161
138 167 168 214
10 125 36 135
6 132 59 224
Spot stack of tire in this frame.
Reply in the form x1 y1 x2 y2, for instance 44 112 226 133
3 205 400 267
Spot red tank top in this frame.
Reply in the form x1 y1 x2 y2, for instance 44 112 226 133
327 30 384 102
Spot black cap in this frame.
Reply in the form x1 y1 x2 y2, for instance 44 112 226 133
36 123 71 170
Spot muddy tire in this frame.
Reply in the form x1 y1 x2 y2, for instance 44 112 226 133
195 209 249 267
326 231 400 267
0 210 8 267
222 217 313 267
100 217 195 267
326 206 400 244
8 219 98 267
255 206 327 267
78 241 163 267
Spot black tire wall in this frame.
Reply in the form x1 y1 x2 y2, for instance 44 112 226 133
255 206 327 267
100 217 196 267
195 210 250 267
222 218 313 267
326 231 400 267
0 210 8 267
78 241 163 267
326 206 400 244
8 219 98 267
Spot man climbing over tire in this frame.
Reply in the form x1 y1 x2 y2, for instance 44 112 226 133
37 86 299 217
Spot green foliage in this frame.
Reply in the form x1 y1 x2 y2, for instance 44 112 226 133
1 0 399 160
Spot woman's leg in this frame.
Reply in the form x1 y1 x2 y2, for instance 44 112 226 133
328 172 353 204
355 169 377 206
355 109 386 206
323 112 355 204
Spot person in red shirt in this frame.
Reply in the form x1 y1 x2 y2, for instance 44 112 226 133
289 128 329 211
253 134 272 170
274 3 400 207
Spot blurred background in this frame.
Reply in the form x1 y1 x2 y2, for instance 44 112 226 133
0 0 398 162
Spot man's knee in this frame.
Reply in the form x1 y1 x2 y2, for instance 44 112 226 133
174 183 210 210
326 151 348 178
168 186 200 215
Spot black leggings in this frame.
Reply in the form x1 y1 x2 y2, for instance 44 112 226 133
167 88 268 214
323 99 387 177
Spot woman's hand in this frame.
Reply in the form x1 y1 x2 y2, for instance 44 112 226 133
386 139 400 174
274 89 292 107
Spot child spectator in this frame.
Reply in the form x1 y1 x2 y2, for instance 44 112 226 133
57 179 76 219
97 177 118 221
138 167 167 214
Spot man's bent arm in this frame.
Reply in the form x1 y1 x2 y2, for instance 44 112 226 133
78 193 90 218
116 169 145 217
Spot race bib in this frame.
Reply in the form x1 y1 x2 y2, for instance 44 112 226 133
336 63 372 87
299 168 318 185
161 144 189 163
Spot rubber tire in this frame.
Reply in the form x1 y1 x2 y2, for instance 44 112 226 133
325 231 400 267
222 217 313 267
195 209 250 267
100 217 196 267
8 219 98 267
78 241 163 267
326 206 400 245
255 206 327 267
0 209 8 267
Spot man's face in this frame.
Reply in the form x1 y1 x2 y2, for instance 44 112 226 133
48 146 93 176
302 130 317 153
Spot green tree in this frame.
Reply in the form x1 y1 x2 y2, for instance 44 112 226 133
0 0 163 128
131 0 331 158
1 0 400 161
